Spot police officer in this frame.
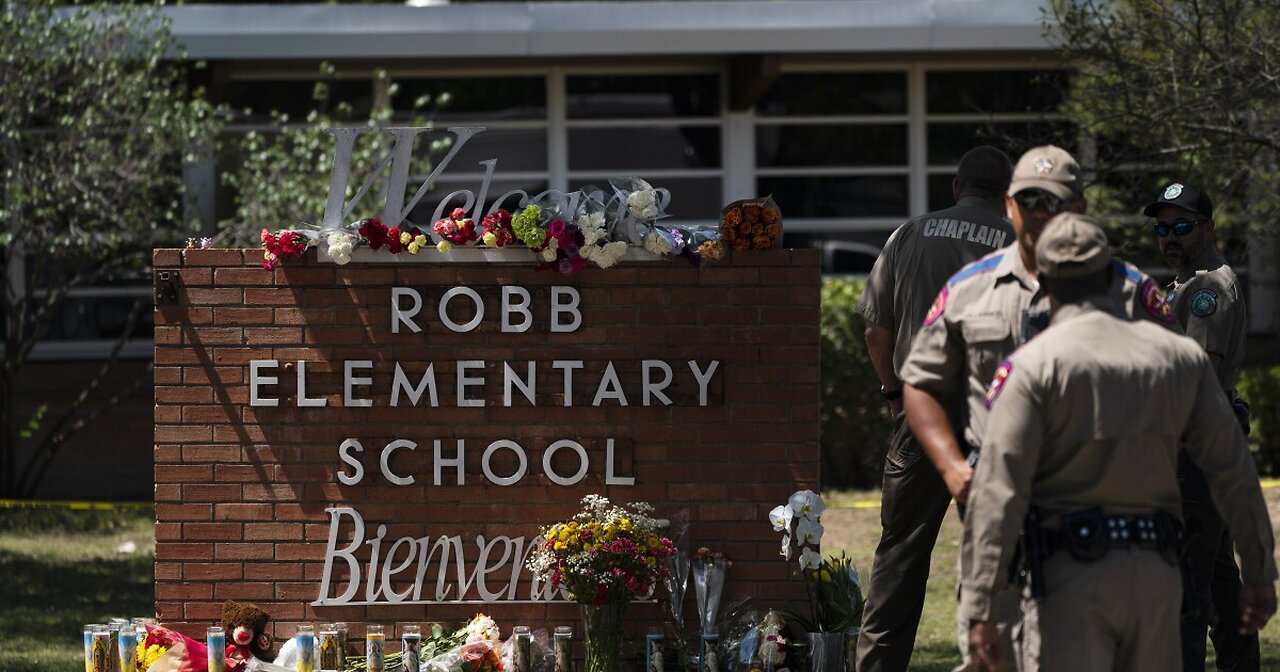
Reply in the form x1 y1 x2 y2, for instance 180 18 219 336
900 146 1179 670
961 213 1275 672
854 146 1015 672
1144 182 1256 671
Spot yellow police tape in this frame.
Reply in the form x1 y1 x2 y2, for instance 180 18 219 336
3 479 1280 512
0 499 153 511
827 478 1280 510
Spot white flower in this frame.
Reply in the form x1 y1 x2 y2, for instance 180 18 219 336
789 490 826 520
796 517 824 546
643 229 673 256
541 247 558 262
579 244 596 260
331 249 352 265
768 504 793 532
779 533 792 560
627 189 656 219
582 226 602 246
798 547 822 571
465 614 499 643
593 241 627 269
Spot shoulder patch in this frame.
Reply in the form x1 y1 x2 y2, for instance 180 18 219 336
923 285 948 327
1191 288 1218 317
947 254 1003 287
985 360 1013 409
1140 279 1176 323
1112 258 1143 285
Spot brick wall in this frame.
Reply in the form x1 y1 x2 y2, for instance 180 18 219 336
153 247 820 650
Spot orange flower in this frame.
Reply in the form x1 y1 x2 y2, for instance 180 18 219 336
753 235 773 250
762 207 779 225
738 221 752 236
698 240 725 261
752 223 764 236
732 237 751 251
720 223 737 242
724 207 743 227
744 204 762 222
765 223 781 239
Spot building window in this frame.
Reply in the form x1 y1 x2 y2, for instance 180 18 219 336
754 71 910 222
566 74 723 223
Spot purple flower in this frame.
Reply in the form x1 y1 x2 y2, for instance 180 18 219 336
565 244 580 257
548 219 567 238
558 257 574 274
670 229 686 253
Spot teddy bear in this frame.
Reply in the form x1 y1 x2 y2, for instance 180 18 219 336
220 599 274 669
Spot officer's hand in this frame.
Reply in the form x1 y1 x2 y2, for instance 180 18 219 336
944 459 974 505
967 621 1003 672
1239 583 1277 634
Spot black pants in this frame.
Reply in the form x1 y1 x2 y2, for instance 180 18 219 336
855 414 954 672
1179 457 1260 672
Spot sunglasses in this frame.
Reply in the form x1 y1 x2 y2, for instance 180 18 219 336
1013 190 1074 215
1153 219 1204 237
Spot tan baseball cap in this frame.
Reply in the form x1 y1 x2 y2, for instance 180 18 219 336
1035 212 1111 279
1009 145 1083 200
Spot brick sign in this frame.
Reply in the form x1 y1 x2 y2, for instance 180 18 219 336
153 248 820 642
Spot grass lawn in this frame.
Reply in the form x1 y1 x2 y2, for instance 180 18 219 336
2 492 1279 672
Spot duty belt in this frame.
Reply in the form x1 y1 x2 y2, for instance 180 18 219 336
1040 507 1182 565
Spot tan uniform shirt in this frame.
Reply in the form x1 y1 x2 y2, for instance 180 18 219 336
959 298 1277 622
900 244 1180 450
1166 246 1247 393
856 196 1013 374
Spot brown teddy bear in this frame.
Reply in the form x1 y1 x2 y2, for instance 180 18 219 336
219 599 274 668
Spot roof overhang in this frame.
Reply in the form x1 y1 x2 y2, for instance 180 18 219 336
162 1 1056 61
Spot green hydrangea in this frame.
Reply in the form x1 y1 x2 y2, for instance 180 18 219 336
511 205 548 248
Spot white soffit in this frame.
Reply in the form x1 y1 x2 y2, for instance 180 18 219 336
162 1 1055 60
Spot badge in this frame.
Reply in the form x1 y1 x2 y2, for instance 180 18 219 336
1140 279 1176 323
985 360 1013 409
923 285 948 327
1191 288 1218 317
1034 157 1054 175
1164 183 1183 200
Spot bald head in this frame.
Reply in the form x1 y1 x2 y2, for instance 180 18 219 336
955 146 1014 201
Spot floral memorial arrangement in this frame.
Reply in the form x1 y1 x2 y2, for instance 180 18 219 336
719 196 782 252
253 179 773 274
526 495 676 672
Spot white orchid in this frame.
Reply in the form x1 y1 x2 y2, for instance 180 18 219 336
789 489 826 519
796 517 824 546
798 547 822 571
768 504 794 532
780 533 792 560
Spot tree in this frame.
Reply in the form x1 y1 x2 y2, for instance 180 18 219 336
1048 0 1280 275
0 1 219 497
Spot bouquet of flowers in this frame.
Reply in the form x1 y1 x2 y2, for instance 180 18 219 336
134 623 211 672
721 609 798 672
420 614 505 672
480 210 517 247
769 491 864 633
433 207 480 250
527 495 675 605
719 197 782 252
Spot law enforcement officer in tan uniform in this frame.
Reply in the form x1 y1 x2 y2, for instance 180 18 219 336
854 146 1015 672
961 212 1276 672
1143 182 1257 671
899 146 1179 670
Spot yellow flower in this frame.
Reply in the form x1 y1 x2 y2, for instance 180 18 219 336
482 232 497 246
400 232 412 245
436 240 453 253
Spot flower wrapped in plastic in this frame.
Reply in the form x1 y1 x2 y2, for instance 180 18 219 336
719 196 782 252
575 191 629 270
609 177 670 244
133 623 212 672
260 228 308 271
721 610 797 672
